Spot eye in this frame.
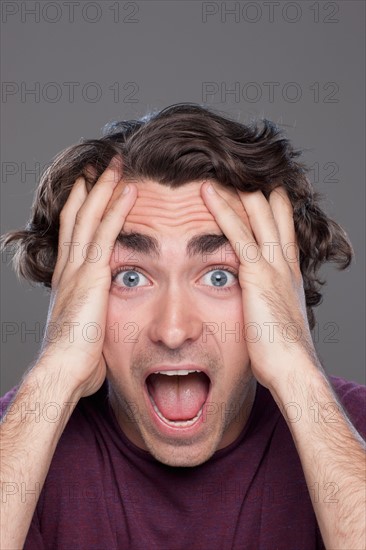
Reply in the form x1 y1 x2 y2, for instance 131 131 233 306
200 266 238 290
111 265 238 294
112 268 150 291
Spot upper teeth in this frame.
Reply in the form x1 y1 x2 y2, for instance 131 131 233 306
153 370 201 376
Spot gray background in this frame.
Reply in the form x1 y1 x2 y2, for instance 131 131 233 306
1 0 365 394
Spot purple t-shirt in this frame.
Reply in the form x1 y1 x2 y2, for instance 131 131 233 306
1 375 365 550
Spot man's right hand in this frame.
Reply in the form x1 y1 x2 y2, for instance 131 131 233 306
37 157 137 398
0 157 137 550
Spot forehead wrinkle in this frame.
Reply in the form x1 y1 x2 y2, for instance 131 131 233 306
131 197 208 207
126 209 215 225
126 201 215 219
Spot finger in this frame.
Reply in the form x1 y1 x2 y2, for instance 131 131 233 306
70 158 124 266
268 187 301 275
235 189 283 266
221 187 252 232
200 182 266 267
52 176 88 287
86 183 138 269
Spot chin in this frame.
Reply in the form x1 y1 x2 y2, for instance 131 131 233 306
142 434 220 468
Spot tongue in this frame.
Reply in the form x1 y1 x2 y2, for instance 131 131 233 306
147 373 209 421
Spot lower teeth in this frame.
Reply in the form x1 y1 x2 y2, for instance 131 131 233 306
149 394 203 427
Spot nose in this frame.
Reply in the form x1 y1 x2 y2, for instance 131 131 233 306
147 285 202 349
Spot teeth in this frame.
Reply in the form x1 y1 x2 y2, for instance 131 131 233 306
149 393 204 427
153 369 200 376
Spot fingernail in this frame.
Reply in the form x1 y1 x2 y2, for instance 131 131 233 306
123 184 130 195
206 183 216 194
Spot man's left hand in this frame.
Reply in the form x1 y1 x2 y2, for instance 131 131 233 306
201 181 319 391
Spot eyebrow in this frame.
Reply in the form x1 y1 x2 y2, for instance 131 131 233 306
115 231 230 258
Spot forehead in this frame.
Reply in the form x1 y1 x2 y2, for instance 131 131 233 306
122 179 245 235
112 180 246 265
112 180 248 267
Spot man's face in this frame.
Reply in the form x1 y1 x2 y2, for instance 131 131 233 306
104 179 256 467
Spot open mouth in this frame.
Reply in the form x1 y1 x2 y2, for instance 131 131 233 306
146 369 211 428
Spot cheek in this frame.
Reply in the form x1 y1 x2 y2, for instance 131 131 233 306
213 298 250 372
103 295 139 354
103 306 139 385
218 338 251 392
205 292 244 325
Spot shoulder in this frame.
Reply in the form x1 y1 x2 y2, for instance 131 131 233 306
328 375 366 438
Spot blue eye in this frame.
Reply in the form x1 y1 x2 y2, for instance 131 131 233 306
113 269 149 289
112 266 238 292
201 268 237 289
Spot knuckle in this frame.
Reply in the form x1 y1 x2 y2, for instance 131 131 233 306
102 207 120 224
102 211 114 225
75 206 102 228
74 209 85 227
59 206 70 224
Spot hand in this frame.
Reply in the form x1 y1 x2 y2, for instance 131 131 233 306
201 182 319 391
37 158 137 397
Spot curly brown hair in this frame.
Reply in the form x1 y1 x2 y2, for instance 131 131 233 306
0 103 353 330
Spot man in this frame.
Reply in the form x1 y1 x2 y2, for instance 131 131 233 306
1 103 365 549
